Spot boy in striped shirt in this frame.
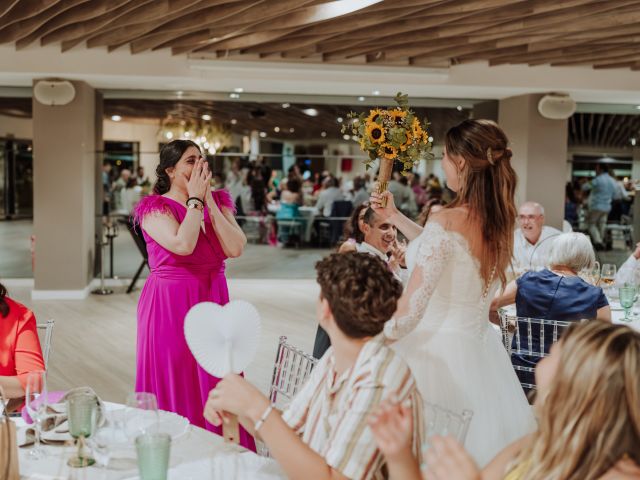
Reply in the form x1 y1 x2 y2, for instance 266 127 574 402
205 252 424 479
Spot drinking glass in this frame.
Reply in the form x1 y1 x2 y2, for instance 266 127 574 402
125 392 159 441
619 286 637 322
579 261 600 285
601 264 616 294
135 433 171 480
24 370 48 459
67 391 98 467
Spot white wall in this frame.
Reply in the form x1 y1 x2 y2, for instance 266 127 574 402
103 119 160 177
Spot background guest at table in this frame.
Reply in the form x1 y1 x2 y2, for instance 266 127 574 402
337 203 368 254
315 176 345 216
616 241 640 286
205 253 425 480
132 140 254 449
238 167 268 216
280 176 303 206
491 232 610 389
0 282 45 399
351 175 370 208
370 321 640 480
513 201 561 272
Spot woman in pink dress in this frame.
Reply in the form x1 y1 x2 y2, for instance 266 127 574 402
133 140 254 449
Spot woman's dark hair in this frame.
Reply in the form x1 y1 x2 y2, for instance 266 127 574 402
0 282 9 318
342 203 369 244
286 178 302 194
153 139 201 195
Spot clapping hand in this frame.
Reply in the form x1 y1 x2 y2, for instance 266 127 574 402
422 436 481 480
389 239 407 271
368 398 414 462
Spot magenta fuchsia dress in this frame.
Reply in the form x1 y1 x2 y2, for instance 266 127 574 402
133 191 255 450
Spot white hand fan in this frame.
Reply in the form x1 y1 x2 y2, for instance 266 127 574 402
184 300 261 443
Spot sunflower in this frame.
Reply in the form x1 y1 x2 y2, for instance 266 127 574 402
380 143 398 160
366 108 384 124
389 109 407 126
365 121 386 145
412 118 423 139
400 131 413 152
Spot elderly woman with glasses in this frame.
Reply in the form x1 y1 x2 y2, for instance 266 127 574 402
491 232 610 390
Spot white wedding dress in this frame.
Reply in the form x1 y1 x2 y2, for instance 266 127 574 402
385 221 536 467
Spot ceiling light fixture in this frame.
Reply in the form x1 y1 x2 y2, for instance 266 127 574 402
337 117 343 123
289 128 295 133
343 134 351 141
229 93 240 99
372 90 380 96
259 131 267 138
456 105 463 111
428 136 434 142
234 87 244 93
111 115 122 122
321 131 327 137
302 108 319 117
282 103 290 108
201 114 212 121
358 96 365 102
632 138 637 146
274 127 280 132
636 105 640 110
231 119 237 125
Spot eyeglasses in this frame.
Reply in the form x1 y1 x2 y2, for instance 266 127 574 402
517 214 541 222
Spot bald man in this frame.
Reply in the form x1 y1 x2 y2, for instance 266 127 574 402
513 202 561 271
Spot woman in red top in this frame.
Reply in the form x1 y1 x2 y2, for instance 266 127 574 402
0 283 45 398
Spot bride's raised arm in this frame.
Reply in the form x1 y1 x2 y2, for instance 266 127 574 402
370 189 423 241
384 221 453 340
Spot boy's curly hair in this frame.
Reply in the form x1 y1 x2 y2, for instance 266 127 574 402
315 252 402 338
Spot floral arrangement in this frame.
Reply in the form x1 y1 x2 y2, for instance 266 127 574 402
341 92 433 174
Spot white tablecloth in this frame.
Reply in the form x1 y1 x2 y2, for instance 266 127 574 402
15 403 285 480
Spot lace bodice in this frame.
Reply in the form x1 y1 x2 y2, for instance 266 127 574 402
384 221 498 340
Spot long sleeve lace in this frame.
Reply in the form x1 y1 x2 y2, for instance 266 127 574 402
616 254 639 286
384 222 453 340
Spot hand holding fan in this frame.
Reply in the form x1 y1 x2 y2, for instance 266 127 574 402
184 300 261 443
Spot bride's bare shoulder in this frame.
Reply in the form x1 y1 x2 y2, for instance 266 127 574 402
428 206 471 230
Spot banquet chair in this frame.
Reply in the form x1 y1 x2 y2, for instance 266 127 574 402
268 336 317 410
424 402 473 445
37 319 55 369
499 313 572 392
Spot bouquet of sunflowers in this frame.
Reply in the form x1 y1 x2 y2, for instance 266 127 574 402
341 92 433 174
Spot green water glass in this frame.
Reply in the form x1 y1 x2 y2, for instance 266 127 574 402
66 392 98 467
619 286 636 322
135 433 171 480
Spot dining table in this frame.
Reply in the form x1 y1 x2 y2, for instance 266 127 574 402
267 203 318 243
14 401 285 480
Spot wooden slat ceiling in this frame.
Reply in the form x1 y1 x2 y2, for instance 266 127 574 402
1 0 640 70
0 97 468 140
569 113 640 149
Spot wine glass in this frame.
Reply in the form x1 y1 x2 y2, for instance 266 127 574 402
601 264 616 294
89 408 127 473
24 370 48 459
67 390 99 467
125 392 159 441
619 286 637 322
579 261 600 286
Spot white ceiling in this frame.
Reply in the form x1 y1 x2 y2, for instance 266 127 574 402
1 45 640 107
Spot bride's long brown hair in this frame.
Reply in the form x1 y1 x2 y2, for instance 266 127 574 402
517 321 640 479
444 119 517 287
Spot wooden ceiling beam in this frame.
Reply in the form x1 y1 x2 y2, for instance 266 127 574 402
611 115 638 148
602 114 618 148
0 0 62 30
550 49 640 67
594 113 605 146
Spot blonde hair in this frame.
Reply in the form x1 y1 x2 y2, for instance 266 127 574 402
548 232 595 272
445 119 517 287
516 321 640 480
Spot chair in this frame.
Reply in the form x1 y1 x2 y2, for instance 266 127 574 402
424 402 473 445
499 312 572 392
275 203 303 247
268 336 317 410
37 319 55 369
316 200 353 247
120 217 148 294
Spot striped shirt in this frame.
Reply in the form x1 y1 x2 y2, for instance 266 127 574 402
281 335 424 480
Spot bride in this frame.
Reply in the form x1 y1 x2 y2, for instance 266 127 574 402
370 119 535 467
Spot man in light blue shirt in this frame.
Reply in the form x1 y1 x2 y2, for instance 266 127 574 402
582 164 617 249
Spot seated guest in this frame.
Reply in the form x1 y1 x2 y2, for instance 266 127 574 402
491 232 610 388
370 321 640 480
0 283 45 399
351 176 370 208
316 176 345 217
337 203 368 254
616 241 640 286
204 253 425 480
513 201 561 272
276 178 305 245
280 177 303 206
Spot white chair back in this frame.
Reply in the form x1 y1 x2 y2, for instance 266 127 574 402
424 402 473 445
268 335 317 411
37 319 55 369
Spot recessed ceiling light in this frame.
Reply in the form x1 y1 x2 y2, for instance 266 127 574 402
321 131 327 137
358 96 365 102
282 103 290 108
289 128 295 133
302 108 319 117
274 126 280 132
428 136 434 142
343 134 351 140
631 138 637 146
259 131 267 138
176 91 184 97
230 119 237 125
229 93 240 99
456 105 463 111
372 90 380 96
351 135 358 141
234 87 244 93
201 114 212 121
337 117 343 123
111 115 122 122
165 131 173 140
